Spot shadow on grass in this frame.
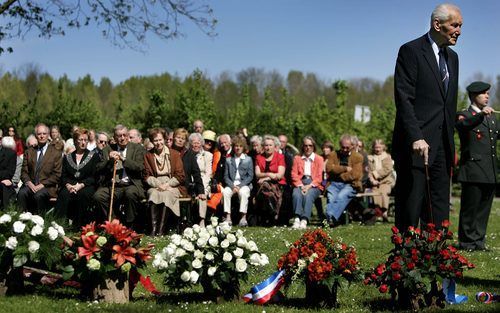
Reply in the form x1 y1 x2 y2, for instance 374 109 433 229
458 275 500 288
362 296 395 312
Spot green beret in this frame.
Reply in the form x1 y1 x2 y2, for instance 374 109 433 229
466 81 490 94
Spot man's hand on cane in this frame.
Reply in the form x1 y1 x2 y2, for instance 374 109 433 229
413 139 429 165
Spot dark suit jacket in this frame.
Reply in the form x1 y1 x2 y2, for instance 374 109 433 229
181 149 203 196
224 154 254 189
393 34 459 169
456 108 498 184
61 149 100 187
0 148 16 181
21 144 62 197
96 142 146 193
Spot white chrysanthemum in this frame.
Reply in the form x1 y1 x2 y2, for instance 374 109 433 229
171 234 182 246
192 258 203 269
47 227 58 241
220 239 230 249
190 270 199 284
194 249 204 259
18 212 32 221
206 226 216 236
28 240 40 253
297 259 306 269
223 252 232 262
30 224 43 236
87 258 101 271
237 236 248 248
259 254 269 266
30 215 44 226
246 240 258 252
233 247 244 258
207 266 217 276
249 253 261 266
183 227 194 239
180 271 191 282
5 236 18 250
208 236 219 247
51 222 65 236
220 222 231 234
196 237 208 248
192 224 201 233
163 246 176 258
0 213 12 224
236 229 244 238
13 255 28 267
181 241 195 252
210 216 218 227
198 229 210 241
152 254 163 268
205 252 214 261
13 221 26 233
226 233 236 244
175 248 186 258
235 258 247 272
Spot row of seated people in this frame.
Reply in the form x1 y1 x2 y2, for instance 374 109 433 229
0 122 395 234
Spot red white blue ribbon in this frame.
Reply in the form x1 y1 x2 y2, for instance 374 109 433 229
243 270 285 304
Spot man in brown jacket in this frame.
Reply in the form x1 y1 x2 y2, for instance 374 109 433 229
18 123 62 213
325 134 363 223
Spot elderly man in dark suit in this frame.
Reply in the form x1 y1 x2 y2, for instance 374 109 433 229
393 3 463 231
94 124 146 226
0 136 18 210
456 81 497 251
18 123 62 213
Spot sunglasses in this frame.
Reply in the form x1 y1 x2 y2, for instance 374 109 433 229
99 140 108 144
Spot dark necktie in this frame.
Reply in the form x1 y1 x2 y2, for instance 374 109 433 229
439 48 449 94
34 147 44 184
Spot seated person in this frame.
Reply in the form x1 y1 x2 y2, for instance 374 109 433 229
187 132 212 227
291 136 324 229
143 128 185 236
49 125 65 151
93 124 146 226
367 139 395 222
254 135 286 224
0 135 18 210
18 123 62 214
55 128 100 228
222 136 253 227
325 134 363 224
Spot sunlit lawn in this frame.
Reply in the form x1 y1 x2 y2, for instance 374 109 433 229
0 198 499 312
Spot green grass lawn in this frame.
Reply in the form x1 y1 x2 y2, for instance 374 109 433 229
1 199 499 312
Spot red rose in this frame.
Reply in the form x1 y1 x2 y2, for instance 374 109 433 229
379 284 388 293
392 272 401 280
391 226 399 234
455 271 463 278
408 226 415 232
392 235 403 245
426 223 435 231
441 220 450 228
390 262 401 271
407 262 415 270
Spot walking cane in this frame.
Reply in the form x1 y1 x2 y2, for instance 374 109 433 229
424 155 434 224
108 159 118 222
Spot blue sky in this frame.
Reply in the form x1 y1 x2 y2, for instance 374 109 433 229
1 0 499 89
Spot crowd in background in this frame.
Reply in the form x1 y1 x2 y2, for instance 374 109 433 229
0 120 395 235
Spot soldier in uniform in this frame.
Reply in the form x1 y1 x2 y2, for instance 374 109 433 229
455 81 497 251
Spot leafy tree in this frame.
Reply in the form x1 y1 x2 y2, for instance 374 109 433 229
0 0 217 54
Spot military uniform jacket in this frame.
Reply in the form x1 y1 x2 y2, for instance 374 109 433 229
456 107 498 184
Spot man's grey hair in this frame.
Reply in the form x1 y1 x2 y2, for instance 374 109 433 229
25 134 36 146
97 131 109 139
1 136 15 149
34 123 49 134
114 124 128 135
431 3 461 26
129 128 142 139
339 134 352 145
217 134 232 144
188 132 205 146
